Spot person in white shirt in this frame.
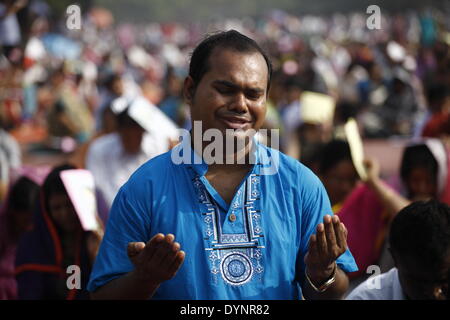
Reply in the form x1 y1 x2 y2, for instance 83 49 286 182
346 267 405 300
347 200 450 300
86 97 179 208
0 128 22 203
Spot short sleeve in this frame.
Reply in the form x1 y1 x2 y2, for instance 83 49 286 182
296 165 358 284
87 180 152 292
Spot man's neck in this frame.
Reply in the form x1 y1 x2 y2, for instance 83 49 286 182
191 136 256 174
207 161 253 175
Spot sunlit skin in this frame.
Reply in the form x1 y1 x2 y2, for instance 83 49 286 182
321 160 359 206
185 48 268 147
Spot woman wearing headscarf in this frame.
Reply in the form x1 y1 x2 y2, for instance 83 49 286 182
0 172 41 300
15 164 104 300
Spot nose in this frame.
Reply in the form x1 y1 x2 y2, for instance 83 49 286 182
228 92 248 114
414 181 431 198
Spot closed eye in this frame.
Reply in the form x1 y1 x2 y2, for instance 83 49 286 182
245 89 264 100
216 85 236 95
213 80 265 100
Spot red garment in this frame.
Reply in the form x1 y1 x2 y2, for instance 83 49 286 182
422 111 450 138
336 183 389 278
336 141 450 279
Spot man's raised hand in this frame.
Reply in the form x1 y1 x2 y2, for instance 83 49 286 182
304 215 348 285
127 233 185 286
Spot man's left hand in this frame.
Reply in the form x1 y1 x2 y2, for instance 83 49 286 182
304 214 348 286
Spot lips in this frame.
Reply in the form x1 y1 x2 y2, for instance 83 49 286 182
218 115 251 130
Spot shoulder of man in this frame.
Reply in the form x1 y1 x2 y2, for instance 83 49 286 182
125 149 175 186
259 144 319 183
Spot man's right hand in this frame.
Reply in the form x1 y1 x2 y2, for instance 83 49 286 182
127 233 185 287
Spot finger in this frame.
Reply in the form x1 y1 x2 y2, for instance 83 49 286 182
332 215 345 250
308 234 317 251
127 242 146 258
161 242 181 267
127 242 146 265
164 234 175 245
341 223 348 238
159 236 178 266
152 234 176 265
324 215 337 252
161 234 176 257
168 250 185 278
316 223 328 256
340 223 348 249
143 233 165 260
305 234 317 265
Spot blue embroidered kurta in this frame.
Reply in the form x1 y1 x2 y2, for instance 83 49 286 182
87 143 358 299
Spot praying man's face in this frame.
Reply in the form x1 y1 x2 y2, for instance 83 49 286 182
184 47 268 139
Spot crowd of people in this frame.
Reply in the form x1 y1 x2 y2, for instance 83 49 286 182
0 0 449 300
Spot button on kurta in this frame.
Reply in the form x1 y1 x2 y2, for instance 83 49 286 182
229 213 237 222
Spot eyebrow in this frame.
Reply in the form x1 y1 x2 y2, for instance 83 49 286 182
212 80 265 94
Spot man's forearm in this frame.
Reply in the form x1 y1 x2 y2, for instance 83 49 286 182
90 270 160 300
302 267 349 300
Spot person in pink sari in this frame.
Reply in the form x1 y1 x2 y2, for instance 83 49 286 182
337 138 450 283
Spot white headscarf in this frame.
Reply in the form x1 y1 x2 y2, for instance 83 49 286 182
408 138 448 196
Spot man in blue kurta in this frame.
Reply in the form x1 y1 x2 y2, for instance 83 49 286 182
88 30 358 300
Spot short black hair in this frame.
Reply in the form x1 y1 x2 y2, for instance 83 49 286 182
103 73 122 92
389 200 450 270
426 82 449 106
400 144 438 189
116 107 142 129
318 140 353 174
189 30 272 93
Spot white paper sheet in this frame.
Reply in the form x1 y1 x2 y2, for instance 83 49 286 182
60 169 100 231
300 91 336 125
344 118 368 181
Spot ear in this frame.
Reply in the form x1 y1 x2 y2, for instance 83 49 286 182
183 76 195 106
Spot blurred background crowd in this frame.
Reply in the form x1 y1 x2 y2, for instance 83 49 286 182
0 0 449 300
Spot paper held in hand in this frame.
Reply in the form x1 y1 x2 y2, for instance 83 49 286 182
111 95 179 140
60 169 100 231
300 91 335 124
344 118 368 181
